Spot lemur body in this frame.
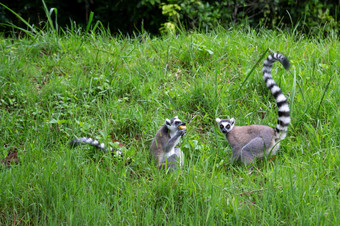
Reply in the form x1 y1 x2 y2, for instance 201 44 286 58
216 53 290 165
149 116 186 170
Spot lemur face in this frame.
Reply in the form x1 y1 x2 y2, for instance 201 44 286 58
165 116 186 133
216 118 235 134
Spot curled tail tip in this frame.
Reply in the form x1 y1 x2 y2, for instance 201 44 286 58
268 52 290 70
275 52 290 70
282 57 290 70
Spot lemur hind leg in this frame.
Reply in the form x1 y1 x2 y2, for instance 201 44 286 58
160 154 179 171
240 137 267 165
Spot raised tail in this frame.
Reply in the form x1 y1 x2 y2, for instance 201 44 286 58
262 53 290 141
69 137 123 157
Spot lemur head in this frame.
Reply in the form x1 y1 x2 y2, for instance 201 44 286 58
216 118 235 134
165 116 186 137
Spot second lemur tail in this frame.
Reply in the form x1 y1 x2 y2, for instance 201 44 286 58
262 53 290 141
69 137 123 157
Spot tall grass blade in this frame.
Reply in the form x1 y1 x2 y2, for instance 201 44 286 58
85 11 94 34
315 75 333 119
296 75 305 101
0 23 35 38
238 48 269 91
49 7 58 32
289 69 297 121
0 2 37 35
92 21 102 34
42 0 57 36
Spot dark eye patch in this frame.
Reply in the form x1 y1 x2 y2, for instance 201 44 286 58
175 121 180 125
220 125 224 129
226 124 230 129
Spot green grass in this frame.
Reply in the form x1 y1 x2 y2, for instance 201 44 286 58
0 25 339 224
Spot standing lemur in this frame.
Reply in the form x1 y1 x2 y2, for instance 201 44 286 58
216 53 291 166
70 116 187 170
149 116 187 170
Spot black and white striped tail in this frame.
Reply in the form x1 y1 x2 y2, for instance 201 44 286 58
69 137 123 157
262 53 290 141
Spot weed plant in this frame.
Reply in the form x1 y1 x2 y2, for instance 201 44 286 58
0 8 339 225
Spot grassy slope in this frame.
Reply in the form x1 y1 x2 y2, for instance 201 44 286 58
0 28 339 224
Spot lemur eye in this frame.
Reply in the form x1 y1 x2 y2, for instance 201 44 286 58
175 121 180 125
226 125 230 129
220 125 224 129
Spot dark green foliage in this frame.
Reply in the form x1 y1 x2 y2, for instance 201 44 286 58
1 0 338 35
0 0 165 34
164 0 338 35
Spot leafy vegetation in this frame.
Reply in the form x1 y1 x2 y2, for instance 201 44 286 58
1 0 338 35
0 9 339 224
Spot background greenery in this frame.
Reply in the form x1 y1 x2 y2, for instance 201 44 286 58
0 2 339 225
1 0 339 35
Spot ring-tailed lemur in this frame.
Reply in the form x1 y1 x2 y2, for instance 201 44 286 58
69 116 186 169
69 137 126 159
216 52 290 166
149 116 187 170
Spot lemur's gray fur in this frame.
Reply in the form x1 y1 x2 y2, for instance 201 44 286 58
216 53 291 166
149 116 186 170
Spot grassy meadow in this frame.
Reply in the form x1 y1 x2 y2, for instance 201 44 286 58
0 25 339 224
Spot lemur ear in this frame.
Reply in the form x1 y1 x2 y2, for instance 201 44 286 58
215 118 221 123
174 116 178 119
165 119 171 126
230 118 235 125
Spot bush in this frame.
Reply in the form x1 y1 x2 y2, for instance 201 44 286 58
0 0 338 35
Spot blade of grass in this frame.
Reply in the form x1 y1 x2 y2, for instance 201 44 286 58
296 77 305 102
49 7 58 32
0 23 35 38
42 0 57 37
289 69 297 121
85 11 94 34
0 2 37 35
238 48 269 92
92 21 103 34
315 75 333 119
